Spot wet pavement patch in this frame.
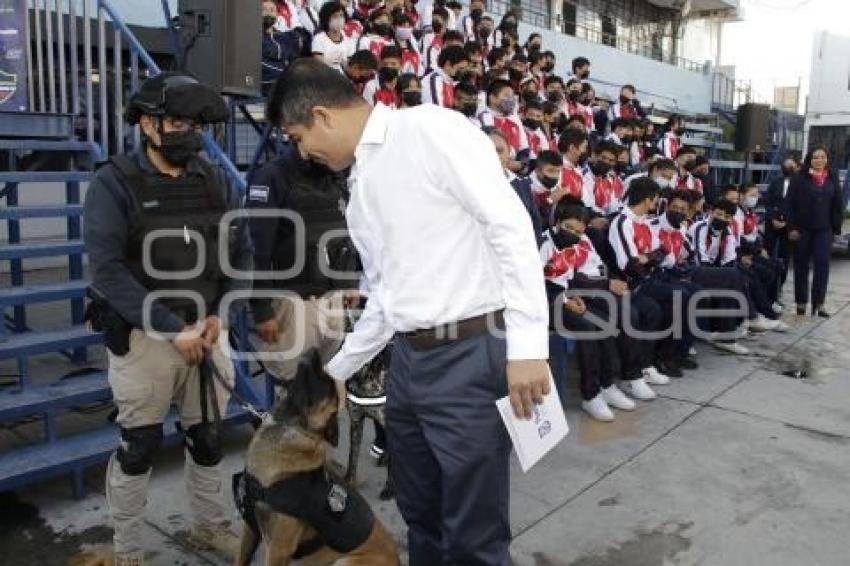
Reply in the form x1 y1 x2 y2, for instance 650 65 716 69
564 521 693 566
0 491 112 566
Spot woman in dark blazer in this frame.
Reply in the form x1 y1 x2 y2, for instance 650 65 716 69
783 146 844 317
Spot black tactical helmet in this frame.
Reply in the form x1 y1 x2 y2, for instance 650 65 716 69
125 72 228 125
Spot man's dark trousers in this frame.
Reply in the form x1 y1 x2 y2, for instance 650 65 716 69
386 331 512 566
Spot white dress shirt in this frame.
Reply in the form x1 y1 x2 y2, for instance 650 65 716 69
325 103 550 380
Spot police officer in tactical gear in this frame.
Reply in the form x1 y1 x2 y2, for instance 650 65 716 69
248 142 360 391
83 73 253 566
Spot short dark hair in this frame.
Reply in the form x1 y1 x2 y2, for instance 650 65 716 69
348 50 378 70
454 82 478 98
715 199 737 216
512 53 528 64
487 47 507 67
443 30 465 44
611 118 630 131
486 79 513 103
544 75 563 88
566 113 586 125
380 44 402 61
572 56 590 71
438 44 467 68
536 150 563 168
621 84 636 94
542 101 559 115
318 1 346 32
594 140 621 157
675 146 697 159
267 58 362 126
649 158 677 174
558 128 587 154
392 11 412 26
528 51 544 65
668 189 692 206
720 184 740 197
397 73 419 93
431 6 449 20
694 155 710 167
524 99 543 112
554 197 587 223
464 41 483 57
628 176 660 205
581 83 594 95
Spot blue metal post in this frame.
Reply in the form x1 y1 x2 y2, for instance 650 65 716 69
66 180 86 362
6 182 26 332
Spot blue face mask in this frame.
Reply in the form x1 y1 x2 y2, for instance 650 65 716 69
497 97 516 115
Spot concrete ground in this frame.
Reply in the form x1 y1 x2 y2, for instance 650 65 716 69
2 258 850 566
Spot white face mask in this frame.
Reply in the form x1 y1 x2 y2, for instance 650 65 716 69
395 27 413 41
329 17 345 32
743 195 758 208
654 176 674 189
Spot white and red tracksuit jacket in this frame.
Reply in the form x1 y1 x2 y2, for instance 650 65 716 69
609 206 658 276
650 214 693 269
421 69 455 108
478 109 530 154
688 219 738 267
581 167 625 216
658 131 681 159
540 230 605 290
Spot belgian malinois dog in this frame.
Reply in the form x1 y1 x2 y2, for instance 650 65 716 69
234 350 399 566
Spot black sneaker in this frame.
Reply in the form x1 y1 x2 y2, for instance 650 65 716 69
656 358 684 378
678 356 699 370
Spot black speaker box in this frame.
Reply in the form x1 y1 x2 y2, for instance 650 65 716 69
178 0 262 96
735 103 770 152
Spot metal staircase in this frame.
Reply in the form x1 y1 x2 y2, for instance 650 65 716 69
0 0 261 498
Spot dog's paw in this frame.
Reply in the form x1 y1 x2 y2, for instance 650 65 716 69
68 544 115 566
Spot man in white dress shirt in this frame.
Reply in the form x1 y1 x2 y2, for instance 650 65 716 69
266 59 550 566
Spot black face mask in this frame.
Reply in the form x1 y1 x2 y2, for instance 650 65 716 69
589 161 611 176
782 166 795 177
432 21 444 34
547 90 563 103
579 70 590 80
453 70 471 84
478 27 492 39
539 174 558 189
666 210 686 229
503 20 516 30
567 90 580 102
523 118 541 131
674 126 686 136
471 8 483 20
151 129 203 167
374 23 393 37
458 101 478 117
553 229 581 249
710 218 728 233
521 91 538 105
378 67 399 84
620 135 634 144
614 163 629 175
529 43 541 52
619 95 632 105
401 90 422 106
577 151 590 165
263 15 277 29
543 62 555 73
508 68 524 82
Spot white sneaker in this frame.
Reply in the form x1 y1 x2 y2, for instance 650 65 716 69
601 385 636 411
712 340 750 355
581 394 615 422
642 366 670 386
749 314 780 331
624 378 657 401
772 302 784 314
772 320 791 332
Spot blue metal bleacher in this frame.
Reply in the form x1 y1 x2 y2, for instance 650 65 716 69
0 0 256 499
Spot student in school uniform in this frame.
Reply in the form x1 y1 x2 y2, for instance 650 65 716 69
608 84 646 122
581 140 625 219
312 2 356 72
457 0 484 40
362 45 403 108
526 150 564 224
421 44 468 108
523 100 557 159
419 7 450 74
478 79 530 172
564 78 594 131
540 199 635 422
557 129 589 203
452 82 481 125
739 183 786 314
658 114 685 159
357 9 395 59
392 12 423 76
606 118 633 148
608 178 677 395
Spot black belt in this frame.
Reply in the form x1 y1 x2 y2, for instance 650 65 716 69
401 310 504 351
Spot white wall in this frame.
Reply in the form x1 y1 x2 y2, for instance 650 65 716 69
106 0 176 28
519 22 714 114
807 31 850 119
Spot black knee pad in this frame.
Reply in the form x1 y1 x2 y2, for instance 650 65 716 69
117 424 163 475
184 422 222 466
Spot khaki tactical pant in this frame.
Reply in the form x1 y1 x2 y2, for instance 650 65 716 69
105 329 234 555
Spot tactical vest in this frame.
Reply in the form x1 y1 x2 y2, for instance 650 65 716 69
111 155 229 322
276 169 360 294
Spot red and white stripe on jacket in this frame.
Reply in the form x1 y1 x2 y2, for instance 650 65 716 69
356 34 392 60
540 231 603 289
581 168 625 216
422 70 455 108
362 77 398 108
608 102 639 121
741 208 759 244
420 33 443 74
677 172 704 193
658 131 681 159
688 219 737 266
526 127 557 159
559 162 584 200
343 19 363 40
609 206 658 273
563 101 594 130
399 43 422 76
650 214 692 269
479 109 529 153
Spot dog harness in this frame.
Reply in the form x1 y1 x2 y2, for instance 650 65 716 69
233 468 375 558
